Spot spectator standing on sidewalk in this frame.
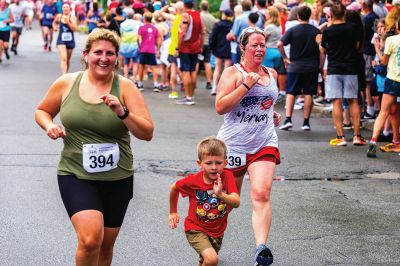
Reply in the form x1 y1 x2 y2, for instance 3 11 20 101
319 2 367 146
277 5 320 131
200 0 218 91
367 17 400 157
362 0 380 120
175 0 205 105
137 11 162 92
209 9 233 95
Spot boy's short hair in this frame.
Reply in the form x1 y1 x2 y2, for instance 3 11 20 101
197 137 227 161
248 12 260 24
297 5 312 21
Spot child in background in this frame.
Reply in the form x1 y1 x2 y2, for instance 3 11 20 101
169 136 240 266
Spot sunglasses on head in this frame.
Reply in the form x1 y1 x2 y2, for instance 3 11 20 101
239 27 266 44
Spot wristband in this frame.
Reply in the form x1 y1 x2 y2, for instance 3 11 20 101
118 105 129 120
242 83 251 91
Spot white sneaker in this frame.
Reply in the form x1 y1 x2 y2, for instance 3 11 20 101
211 87 217 96
279 121 293 130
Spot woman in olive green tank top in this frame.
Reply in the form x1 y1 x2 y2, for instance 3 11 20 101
35 29 153 265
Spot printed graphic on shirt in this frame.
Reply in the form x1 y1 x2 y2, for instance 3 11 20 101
234 96 273 123
195 189 227 222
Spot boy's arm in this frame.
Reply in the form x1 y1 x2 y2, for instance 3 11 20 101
169 183 180 229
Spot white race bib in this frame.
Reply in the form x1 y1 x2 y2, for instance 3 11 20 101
45 13 54 19
226 152 246 169
61 32 72 41
82 143 120 173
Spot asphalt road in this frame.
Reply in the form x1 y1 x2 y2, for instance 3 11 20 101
0 24 399 266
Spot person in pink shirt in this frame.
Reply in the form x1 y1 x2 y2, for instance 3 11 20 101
136 11 162 92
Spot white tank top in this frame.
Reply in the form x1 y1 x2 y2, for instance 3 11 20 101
217 64 279 154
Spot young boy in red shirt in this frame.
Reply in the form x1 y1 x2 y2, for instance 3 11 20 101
169 136 240 266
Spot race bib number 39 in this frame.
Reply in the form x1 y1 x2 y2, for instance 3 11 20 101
226 153 246 169
82 143 120 173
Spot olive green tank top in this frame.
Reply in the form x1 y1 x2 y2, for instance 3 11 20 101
57 71 133 181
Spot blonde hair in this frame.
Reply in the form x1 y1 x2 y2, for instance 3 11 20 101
266 6 281 26
197 137 227 161
83 28 120 69
84 28 120 54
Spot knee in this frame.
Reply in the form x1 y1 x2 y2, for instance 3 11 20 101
202 254 218 266
78 235 102 255
251 187 271 203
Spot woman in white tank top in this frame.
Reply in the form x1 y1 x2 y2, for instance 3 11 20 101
215 27 282 266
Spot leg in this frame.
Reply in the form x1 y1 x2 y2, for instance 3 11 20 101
303 94 313 120
204 62 212 84
66 48 74 73
188 71 197 98
371 94 396 140
57 44 68 74
181 71 191 97
99 227 121 266
151 65 159 85
212 57 223 89
348 98 361 136
284 94 295 118
201 248 218 266
247 161 275 246
390 103 399 142
71 210 104 266
332 98 344 137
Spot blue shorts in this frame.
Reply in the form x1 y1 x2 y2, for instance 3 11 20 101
384 78 400 97
139 52 157 66
56 40 75 49
179 52 198 72
262 48 281 69
286 72 318 95
168 54 178 64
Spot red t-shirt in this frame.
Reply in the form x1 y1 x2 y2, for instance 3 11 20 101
175 170 238 238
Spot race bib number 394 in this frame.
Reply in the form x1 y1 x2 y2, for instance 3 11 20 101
226 153 246 169
82 143 120 173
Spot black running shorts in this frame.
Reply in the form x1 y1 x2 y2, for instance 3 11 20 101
58 175 133 228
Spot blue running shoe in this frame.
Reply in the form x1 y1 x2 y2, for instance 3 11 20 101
255 244 273 266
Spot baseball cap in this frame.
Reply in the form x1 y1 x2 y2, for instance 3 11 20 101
223 9 233 17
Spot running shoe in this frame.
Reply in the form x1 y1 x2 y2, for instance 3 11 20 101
293 103 303 110
205 82 212 90
211 87 217 96
136 82 144 92
175 97 195 105
254 244 273 266
366 143 377 157
153 85 161 93
168 91 179 99
361 112 376 121
279 121 293 130
4 49 9 60
343 123 352 130
47 46 51 52
43 43 47 51
379 143 400 153
377 133 393 142
330 137 347 146
353 135 367 146
301 123 311 131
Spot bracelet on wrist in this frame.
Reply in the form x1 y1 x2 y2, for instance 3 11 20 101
242 83 251 91
118 105 129 120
